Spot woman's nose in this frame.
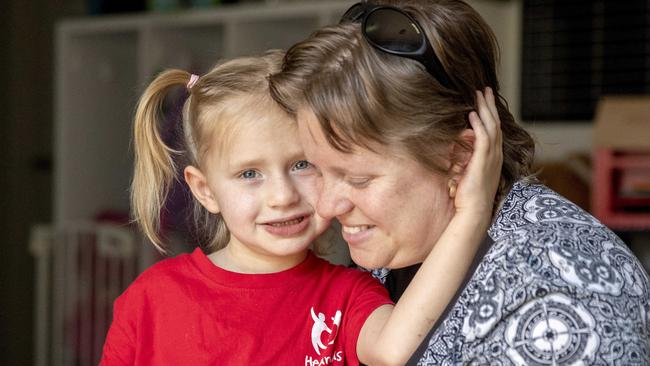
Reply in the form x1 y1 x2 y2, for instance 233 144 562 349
316 178 353 219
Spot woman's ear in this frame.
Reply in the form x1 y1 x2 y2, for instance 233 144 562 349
184 165 220 214
450 128 476 178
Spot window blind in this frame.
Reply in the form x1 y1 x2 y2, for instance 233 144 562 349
521 0 650 121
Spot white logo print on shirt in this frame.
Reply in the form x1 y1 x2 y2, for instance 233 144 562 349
310 307 342 355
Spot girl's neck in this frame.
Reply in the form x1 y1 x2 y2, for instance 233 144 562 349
207 244 309 274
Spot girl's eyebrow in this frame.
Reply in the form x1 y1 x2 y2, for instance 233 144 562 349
227 150 306 170
229 158 265 169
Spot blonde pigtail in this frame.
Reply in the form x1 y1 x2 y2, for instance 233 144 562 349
131 69 193 253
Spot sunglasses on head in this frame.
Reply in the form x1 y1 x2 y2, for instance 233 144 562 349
340 1 454 89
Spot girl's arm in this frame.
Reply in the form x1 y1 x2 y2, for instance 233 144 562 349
357 87 503 366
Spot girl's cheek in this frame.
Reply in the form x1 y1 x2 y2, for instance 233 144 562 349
293 176 320 205
219 190 258 215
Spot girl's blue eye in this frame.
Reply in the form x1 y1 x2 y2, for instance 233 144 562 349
293 160 311 171
239 170 259 179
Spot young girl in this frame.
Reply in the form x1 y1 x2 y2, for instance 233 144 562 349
100 50 502 365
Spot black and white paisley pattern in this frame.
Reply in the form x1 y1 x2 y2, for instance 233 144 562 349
382 182 650 365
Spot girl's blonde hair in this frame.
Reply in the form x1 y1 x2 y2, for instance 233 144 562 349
270 0 536 209
132 50 285 253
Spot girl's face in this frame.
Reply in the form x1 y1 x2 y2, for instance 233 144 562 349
296 107 455 270
188 108 330 272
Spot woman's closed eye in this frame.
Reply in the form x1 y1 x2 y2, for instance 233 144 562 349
347 176 372 188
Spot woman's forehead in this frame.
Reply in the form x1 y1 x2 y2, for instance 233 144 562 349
296 108 410 164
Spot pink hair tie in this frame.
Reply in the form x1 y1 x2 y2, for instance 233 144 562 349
187 74 199 90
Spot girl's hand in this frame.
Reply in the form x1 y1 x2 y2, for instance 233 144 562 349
453 87 503 219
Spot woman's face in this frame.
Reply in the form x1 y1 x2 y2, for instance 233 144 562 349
297 108 456 269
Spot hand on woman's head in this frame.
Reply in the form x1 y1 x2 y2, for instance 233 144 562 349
451 87 503 218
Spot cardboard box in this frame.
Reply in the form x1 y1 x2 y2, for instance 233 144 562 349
593 96 650 150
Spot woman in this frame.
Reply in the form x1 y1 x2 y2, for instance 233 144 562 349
269 0 650 364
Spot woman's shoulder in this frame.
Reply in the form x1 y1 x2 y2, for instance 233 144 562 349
482 180 648 298
458 183 650 319
490 181 607 239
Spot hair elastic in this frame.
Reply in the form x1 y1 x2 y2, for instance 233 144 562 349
187 74 200 90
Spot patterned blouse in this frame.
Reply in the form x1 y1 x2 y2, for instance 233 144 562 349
374 181 650 365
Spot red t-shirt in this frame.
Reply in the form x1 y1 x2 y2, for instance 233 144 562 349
100 248 392 365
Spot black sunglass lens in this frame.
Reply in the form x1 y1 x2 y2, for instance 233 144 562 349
365 8 423 53
341 3 366 23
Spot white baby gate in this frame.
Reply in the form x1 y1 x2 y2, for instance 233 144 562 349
29 223 141 366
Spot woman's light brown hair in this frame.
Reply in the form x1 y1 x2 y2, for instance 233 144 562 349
269 0 536 208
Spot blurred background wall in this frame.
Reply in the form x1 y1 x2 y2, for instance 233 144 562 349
1 1 84 365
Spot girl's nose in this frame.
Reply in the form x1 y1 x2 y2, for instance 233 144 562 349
267 175 300 208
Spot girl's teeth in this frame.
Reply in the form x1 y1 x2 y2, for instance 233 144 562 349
342 225 371 234
270 217 302 227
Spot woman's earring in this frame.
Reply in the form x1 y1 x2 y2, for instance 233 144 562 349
448 179 457 199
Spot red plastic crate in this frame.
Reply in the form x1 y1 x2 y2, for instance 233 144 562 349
592 148 650 230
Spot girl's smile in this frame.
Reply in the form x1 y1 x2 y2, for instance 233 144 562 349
260 213 311 236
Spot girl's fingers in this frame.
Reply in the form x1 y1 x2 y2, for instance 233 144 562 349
483 88 502 149
484 87 500 126
476 88 501 144
467 88 505 170
475 90 497 143
470 89 504 170
476 88 505 149
484 88 503 153
468 110 488 157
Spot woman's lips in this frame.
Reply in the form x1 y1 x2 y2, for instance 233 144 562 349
341 224 375 246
